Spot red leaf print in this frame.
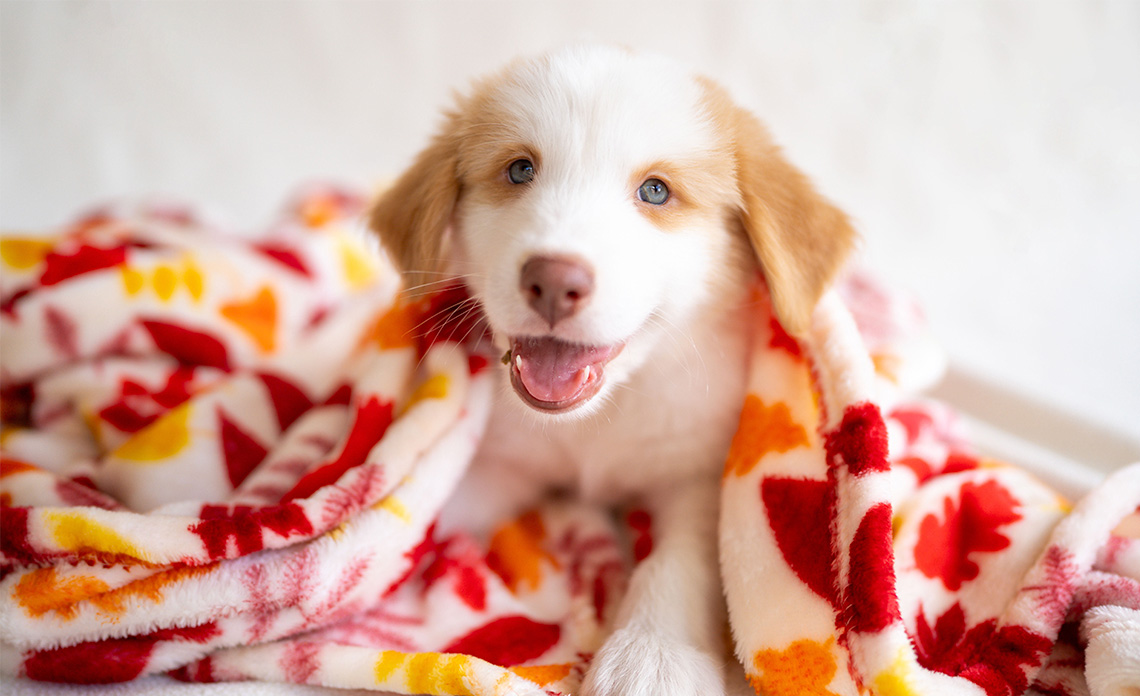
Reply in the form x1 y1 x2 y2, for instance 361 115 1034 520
626 508 654 563
768 316 803 359
762 477 839 608
420 536 488 611
914 602 1052 696
23 639 154 683
280 396 394 502
252 243 312 277
141 320 231 370
915 479 1023 591
147 621 220 643
99 368 197 433
190 503 313 560
217 408 269 488
844 502 901 633
889 406 935 446
1 506 37 565
826 402 890 476
40 243 127 286
442 615 560 667
259 372 313 431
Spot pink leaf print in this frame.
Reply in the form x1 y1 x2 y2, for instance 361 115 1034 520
44 306 80 359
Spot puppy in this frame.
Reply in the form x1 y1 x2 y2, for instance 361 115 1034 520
370 44 855 696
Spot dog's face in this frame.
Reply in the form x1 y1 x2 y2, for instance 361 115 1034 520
372 46 854 416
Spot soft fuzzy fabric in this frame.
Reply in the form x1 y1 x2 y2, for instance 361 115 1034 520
1 188 1137 695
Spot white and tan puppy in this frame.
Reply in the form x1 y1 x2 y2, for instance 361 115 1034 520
371 44 854 696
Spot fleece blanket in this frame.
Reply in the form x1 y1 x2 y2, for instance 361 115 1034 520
1 187 1137 695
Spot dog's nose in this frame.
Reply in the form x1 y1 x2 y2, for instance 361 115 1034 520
520 256 594 328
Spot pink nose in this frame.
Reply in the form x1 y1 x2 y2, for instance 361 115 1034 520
520 256 594 328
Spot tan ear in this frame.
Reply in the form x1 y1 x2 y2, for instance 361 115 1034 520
369 113 462 293
724 96 856 335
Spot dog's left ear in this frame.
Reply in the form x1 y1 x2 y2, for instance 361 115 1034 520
706 81 856 336
369 110 463 293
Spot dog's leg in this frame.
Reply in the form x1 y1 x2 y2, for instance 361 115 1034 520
581 476 727 696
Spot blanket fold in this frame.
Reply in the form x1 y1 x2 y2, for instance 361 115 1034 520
2 187 1137 695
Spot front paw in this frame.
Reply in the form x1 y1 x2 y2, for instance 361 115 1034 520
580 626 725 696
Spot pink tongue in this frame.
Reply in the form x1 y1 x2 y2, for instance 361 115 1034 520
512 337 611 403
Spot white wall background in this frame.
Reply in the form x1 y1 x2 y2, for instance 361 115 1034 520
3 1 1138 451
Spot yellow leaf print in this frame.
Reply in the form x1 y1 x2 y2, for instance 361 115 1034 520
0 238 53 270
112 402 191 462
338 234 379 289
407 653 476 696
120 266 146 295
872 648 923 696
374 652 476 696
182 259 204 300
375 495 411 523
401 374 449 415
47 510 145 562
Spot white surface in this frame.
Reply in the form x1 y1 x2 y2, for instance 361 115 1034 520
2 3 1138 448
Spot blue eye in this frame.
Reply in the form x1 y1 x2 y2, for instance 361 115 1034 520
638 178 669 205
508 159 536 184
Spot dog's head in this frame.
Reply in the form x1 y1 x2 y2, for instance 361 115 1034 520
371 45 854 416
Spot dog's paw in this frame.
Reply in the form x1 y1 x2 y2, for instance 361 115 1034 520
580 626 725 696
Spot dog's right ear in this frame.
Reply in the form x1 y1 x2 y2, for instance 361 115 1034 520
369 112 462 292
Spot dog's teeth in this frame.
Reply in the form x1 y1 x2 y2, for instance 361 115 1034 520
581 365 591 381
515 354 523 371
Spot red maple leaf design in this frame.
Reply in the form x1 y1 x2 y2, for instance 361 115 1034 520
761 476 839 608
39 243 127 287
280 396 393 503
915 479 1023 591
141 320 231 371
190 503 314 560
217 407 269 488
442 615 561 667
914 602 1052 696
419 534 488 612
99 368 197 434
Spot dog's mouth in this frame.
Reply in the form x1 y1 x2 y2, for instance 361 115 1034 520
506 336 623 413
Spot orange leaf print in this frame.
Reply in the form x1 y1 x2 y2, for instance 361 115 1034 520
361 301 417 351
509 663 573 686
14 568 111 621
724 395 810 478
750 637 841 696
221 286 277 352
485 510 560 594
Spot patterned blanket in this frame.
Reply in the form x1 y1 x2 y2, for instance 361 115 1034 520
1 188 1137 695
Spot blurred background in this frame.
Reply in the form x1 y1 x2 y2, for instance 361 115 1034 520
3 1 1138 468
